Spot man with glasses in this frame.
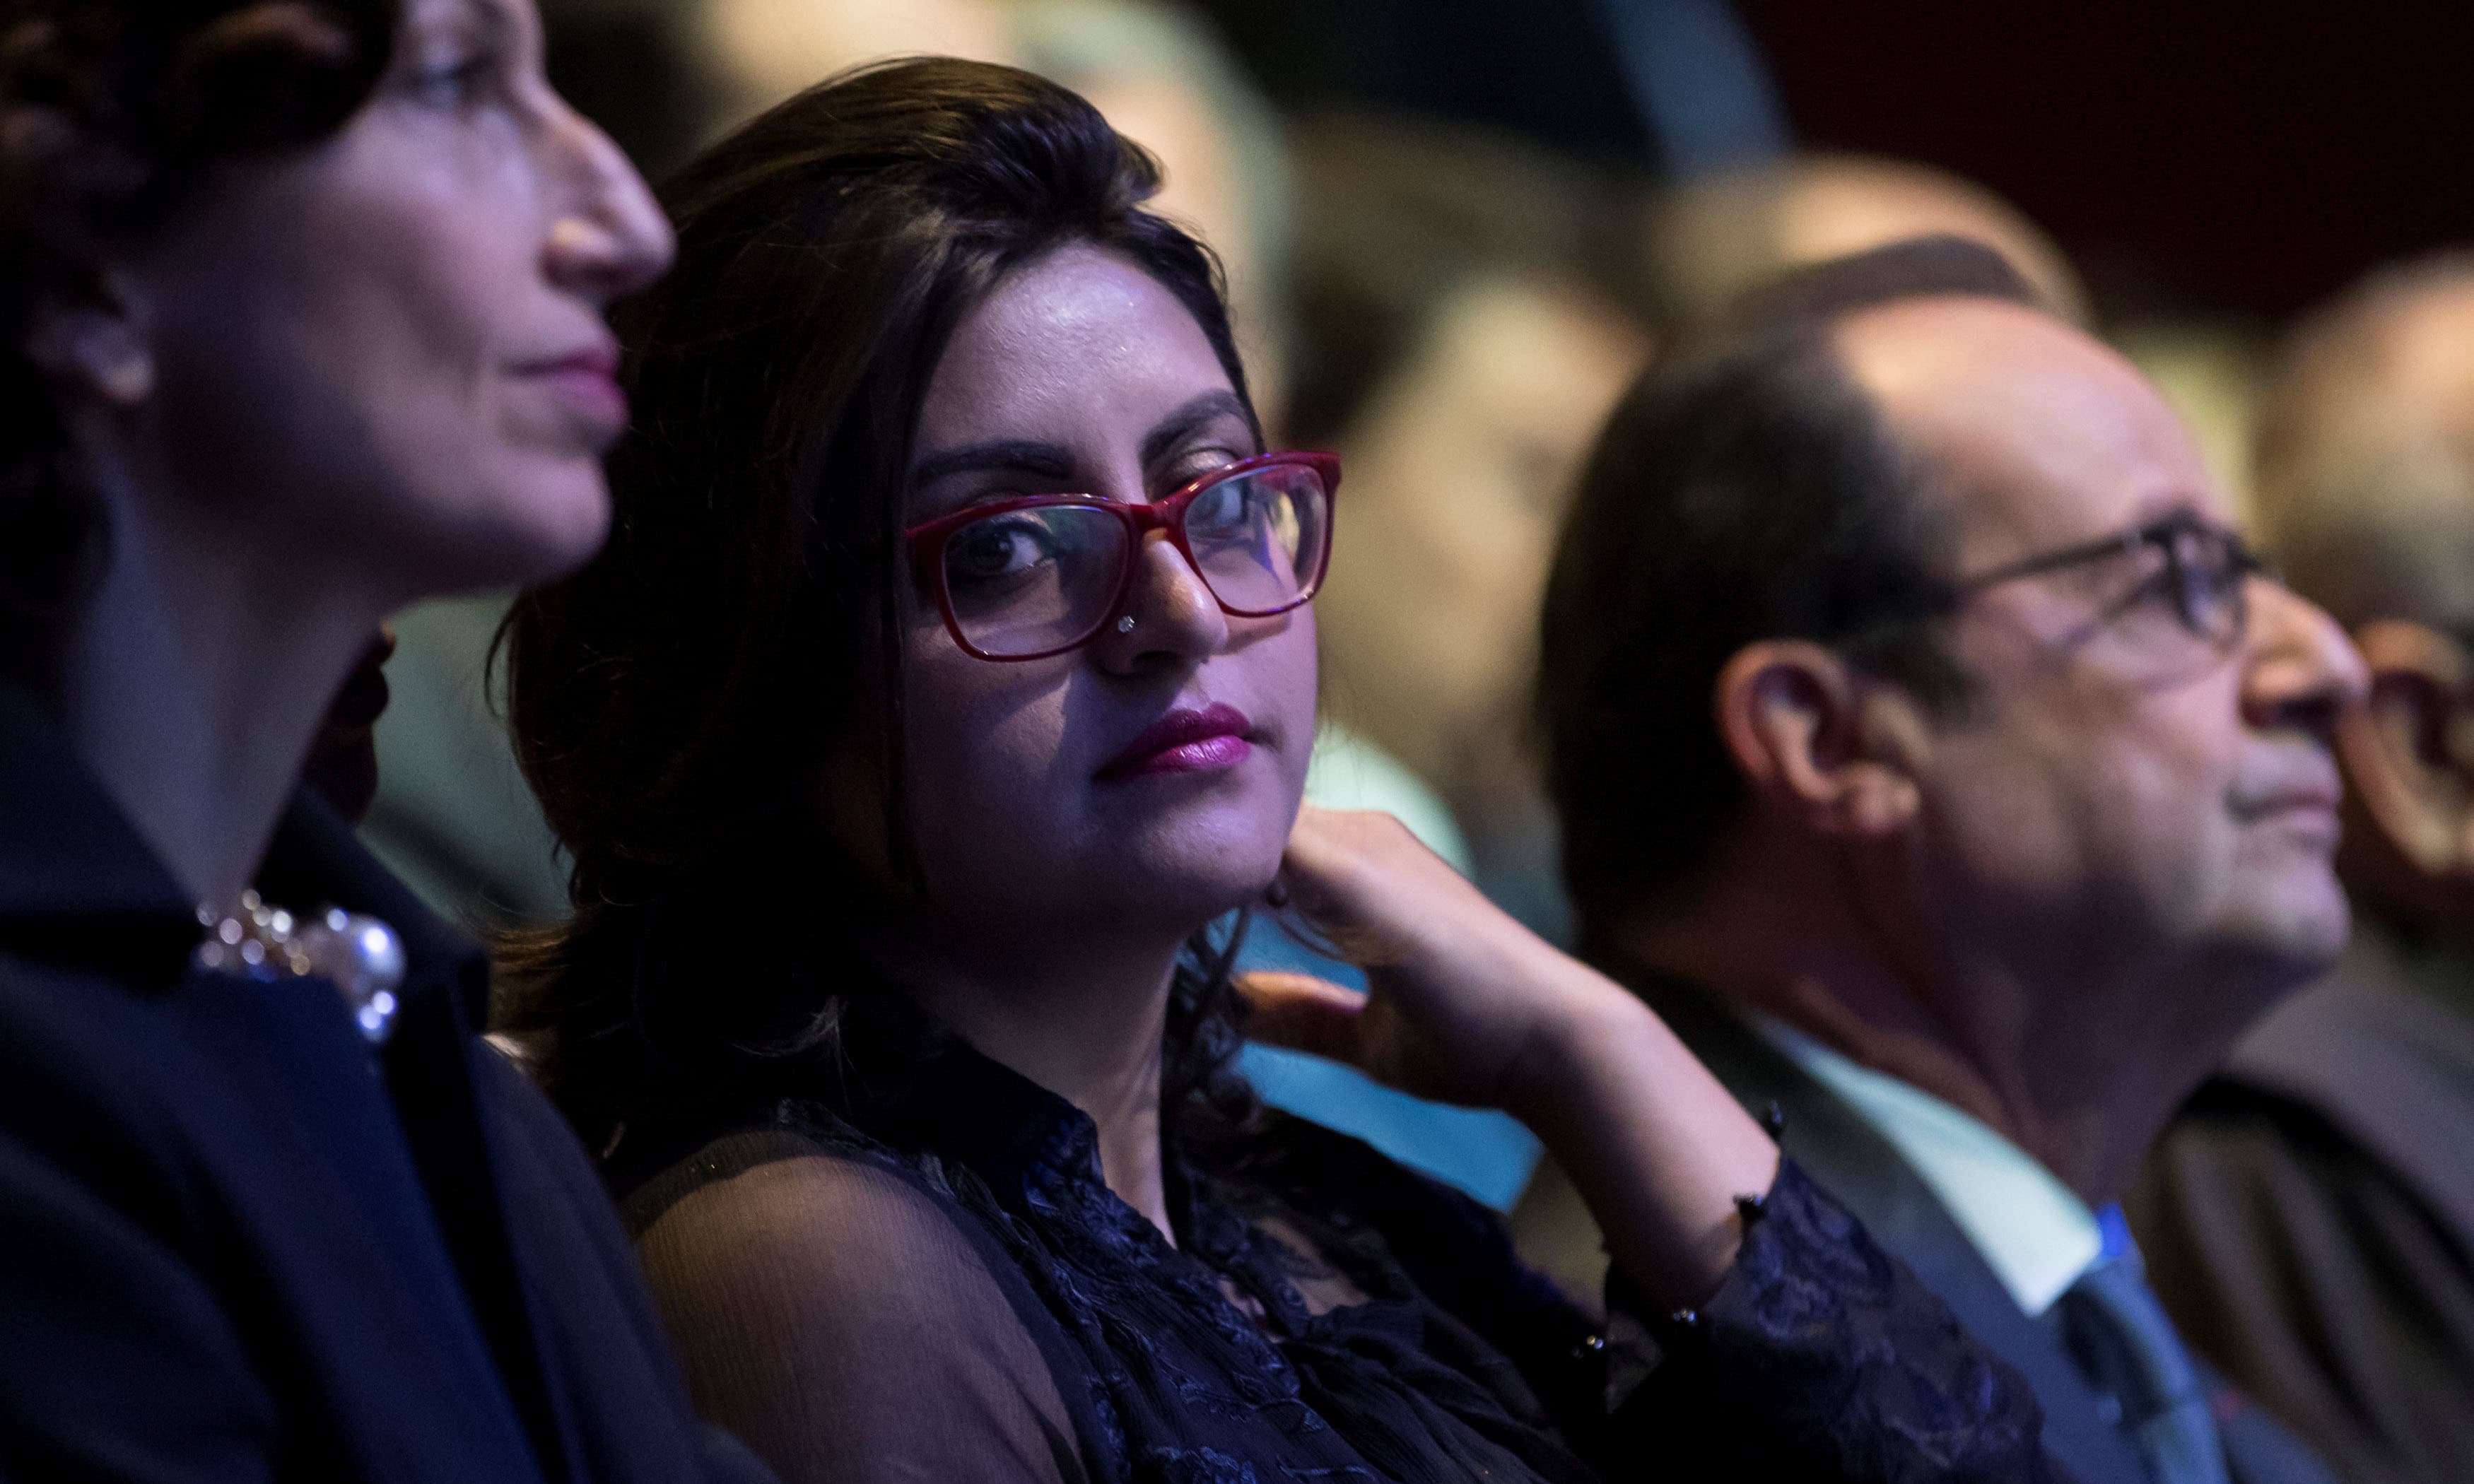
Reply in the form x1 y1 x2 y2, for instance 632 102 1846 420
2128 254 2474 1484
1516 237 2352 1484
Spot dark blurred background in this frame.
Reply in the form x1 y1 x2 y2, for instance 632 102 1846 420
1737 0 2474 326
543 0 2474 328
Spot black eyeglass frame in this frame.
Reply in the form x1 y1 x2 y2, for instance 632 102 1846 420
1922 510 2277 647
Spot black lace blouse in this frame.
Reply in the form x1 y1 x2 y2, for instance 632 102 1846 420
604 994 2048 1484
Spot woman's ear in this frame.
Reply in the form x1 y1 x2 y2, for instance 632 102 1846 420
22 270 156 407
2341 618 2474 877
1713 640 1925 842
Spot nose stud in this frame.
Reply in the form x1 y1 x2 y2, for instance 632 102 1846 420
1116 616 1136 633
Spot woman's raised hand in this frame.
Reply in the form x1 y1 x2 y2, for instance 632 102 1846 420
1239 805 1781 1307
1236 806 1642 1121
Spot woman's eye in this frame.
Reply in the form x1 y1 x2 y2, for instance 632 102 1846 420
407 52 496 110
1186 481 1259 537
948 518 1053 583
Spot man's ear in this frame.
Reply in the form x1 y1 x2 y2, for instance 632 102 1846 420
22 269 155 408
1713 639 1926 841
2341 618 2473 876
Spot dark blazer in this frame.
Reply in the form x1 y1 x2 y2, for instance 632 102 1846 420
0 685 768 1483
1600 972 2335 1484
2131 926 2474 1484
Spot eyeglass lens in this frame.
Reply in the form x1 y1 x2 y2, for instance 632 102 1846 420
942 504 1131 659
937 462 1329 659
2162 523 2249 646
1183 461 1325 614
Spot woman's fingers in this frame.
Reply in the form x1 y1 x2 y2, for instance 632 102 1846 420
1233 970 1371 1066
1273 806 1470 958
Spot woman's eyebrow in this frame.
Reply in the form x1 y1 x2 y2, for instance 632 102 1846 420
908 440 1077 486
1139 391 1253 469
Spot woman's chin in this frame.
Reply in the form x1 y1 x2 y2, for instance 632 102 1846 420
1107 822 1290 928
394 464 614 594
481 461 614 581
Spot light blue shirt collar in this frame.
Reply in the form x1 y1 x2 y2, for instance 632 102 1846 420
1755 1015 2105 1316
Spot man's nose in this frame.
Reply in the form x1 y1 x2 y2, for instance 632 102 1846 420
2242 577 2369 737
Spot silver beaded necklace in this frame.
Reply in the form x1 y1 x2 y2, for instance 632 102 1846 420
194 890 407 1044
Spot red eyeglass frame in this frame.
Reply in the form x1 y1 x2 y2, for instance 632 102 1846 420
902 449 1342 661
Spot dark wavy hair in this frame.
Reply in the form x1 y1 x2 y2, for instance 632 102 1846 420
1540 237 2036 934
497 57 1262 1155
0 0 395 687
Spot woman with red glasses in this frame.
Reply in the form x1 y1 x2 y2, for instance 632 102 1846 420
498 57 2046 1484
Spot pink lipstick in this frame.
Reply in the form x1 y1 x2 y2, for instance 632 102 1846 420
517 340 627 437
1098 702 1255 780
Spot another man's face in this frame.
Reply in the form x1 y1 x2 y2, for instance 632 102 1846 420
1839 300 2365 1023
1315 276 1649 823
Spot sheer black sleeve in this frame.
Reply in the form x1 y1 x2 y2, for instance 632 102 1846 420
1265 1119 2051 1484
631 1136 1090 1484
1597 1160 2050 1483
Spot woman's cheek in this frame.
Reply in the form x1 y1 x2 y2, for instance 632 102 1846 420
1267 614 1322 796
909 654 1077 849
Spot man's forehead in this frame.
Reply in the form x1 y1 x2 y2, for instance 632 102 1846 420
1830 296 2222 554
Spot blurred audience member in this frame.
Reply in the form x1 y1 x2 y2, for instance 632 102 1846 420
688 0 1295 422
693 0 1012 126
1520 237 2354 1484
1288 115 1654 943
1637 151 2273 528
1230 117 1655 1205
1642 153 2088 330
2111 323 2271 533
2129 253 2474 1484
1016 0 1297 431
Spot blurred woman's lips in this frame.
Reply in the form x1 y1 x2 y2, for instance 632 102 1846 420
1098 702 1255 780
514 341 626 440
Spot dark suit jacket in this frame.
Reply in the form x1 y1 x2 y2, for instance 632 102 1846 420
0 685 768 1483
1525 968 2335 1484
2130 924 2474 1484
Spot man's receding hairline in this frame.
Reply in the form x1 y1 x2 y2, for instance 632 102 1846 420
1817 293 2051 505
1825 291 2157 438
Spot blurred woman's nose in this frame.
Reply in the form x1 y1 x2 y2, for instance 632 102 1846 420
542 100 674 304
1091 532 1229 673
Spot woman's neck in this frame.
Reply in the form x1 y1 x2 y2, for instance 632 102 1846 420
894 929 1185 1242
57 447 390 908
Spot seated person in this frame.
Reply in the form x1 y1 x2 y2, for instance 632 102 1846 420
492 59 2051 1484
1638 152 2088 331
2130 253 2474 1484
1518 237 2352 1484
1286 114 1654 946
0 0 761 1478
